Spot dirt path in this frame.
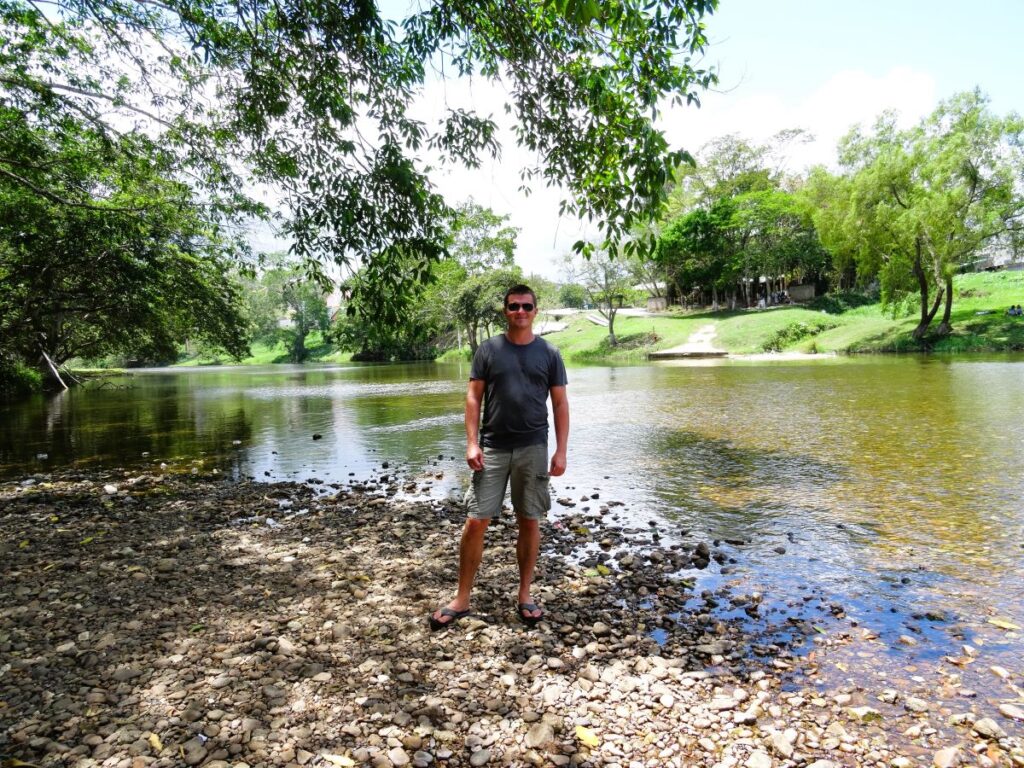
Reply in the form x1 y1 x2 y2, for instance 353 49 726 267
649 323 726 358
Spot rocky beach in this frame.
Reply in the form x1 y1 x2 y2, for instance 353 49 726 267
2 468 1022 768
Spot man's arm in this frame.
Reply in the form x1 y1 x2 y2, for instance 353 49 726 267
549 385 569 476
465 378 485 470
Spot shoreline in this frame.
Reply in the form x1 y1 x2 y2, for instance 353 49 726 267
2 470 1022 767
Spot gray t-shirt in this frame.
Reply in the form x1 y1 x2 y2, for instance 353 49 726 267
470 335 568 449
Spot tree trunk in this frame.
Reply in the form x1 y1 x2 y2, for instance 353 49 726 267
39 349 68 390
911 239 943 340
607 308 617 346
935 273 955 336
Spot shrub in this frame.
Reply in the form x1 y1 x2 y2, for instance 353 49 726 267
0 357 43 396
808 292 874 314
761 319 838 352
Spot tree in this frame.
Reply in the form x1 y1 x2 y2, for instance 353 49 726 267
256 263 331 363
525 274 560 308
447 202 518 275
655 131 827 308
2 0 718 311
828 91 1024 338
455 267 525 354
0 111 249 385
565 249 634 346
655 202 733 308
558 283 588 309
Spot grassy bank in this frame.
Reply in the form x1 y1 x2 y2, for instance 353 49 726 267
542 270 1024 361
174 331 352 366
168 271 1024 368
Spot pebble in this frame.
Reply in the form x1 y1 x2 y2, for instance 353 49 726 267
388 746 411 766
974 718 1008 740
1001 703 1024 721
905 697 930 713
2 470 1021 768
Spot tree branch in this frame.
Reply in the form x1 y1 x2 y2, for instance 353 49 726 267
0 166 154 212
0 76 175 129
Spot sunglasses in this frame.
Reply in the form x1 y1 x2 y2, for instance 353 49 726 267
506 302 535 312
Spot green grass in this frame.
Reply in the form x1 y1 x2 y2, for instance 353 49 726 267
544 312 705 361
158 271 1024 369
175 331 352 366
542 271 1024 361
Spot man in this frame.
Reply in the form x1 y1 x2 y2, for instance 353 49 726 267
429 284 569 630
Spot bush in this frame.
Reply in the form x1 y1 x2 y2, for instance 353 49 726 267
0 357 43 396
808 292 875 314
761 319 838 352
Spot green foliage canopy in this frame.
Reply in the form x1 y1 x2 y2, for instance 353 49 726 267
818 91 1024 338
0 108 250 373
1 0 718 308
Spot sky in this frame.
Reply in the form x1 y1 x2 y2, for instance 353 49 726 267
418 0 1024 279
249 0 1024 280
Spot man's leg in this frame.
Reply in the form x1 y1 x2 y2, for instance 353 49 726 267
431 447 510 627
437 517 490 616
458 518 492 599
510 444 550 621
515 515 541 619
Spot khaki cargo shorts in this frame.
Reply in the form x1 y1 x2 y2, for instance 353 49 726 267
465 444 551 521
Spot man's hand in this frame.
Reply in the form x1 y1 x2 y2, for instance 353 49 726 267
549 450 567 477
467 443 484 471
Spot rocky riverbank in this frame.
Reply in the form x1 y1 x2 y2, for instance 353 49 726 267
2 469 1022 768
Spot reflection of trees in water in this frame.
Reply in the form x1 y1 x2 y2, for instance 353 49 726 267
0 377 254 474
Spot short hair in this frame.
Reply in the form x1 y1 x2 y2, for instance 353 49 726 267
504 284 536 306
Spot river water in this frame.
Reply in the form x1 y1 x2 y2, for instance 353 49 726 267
3 356 1024 686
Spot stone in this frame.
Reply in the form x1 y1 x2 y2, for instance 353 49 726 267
972 717 1007 740
745 749 772 768
933 747 960 768
999 703 1024 721
525 722 554 749
388 747 411 766
848 706 882 722
469 749 491 766
904 697 929 713
769 729 795 759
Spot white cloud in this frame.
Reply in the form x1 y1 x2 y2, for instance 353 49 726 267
666 67 938 170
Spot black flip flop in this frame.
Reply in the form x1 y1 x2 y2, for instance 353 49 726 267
517 602 543 627
429 607 470 632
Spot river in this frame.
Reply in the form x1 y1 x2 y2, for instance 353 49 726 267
3 355 1023 689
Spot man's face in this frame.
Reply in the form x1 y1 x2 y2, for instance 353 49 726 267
504 293 537 330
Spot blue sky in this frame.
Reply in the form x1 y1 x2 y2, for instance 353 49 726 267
703 0 1021 117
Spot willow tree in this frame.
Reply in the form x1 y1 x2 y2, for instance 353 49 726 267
830 91 1024 339
1 0 718 323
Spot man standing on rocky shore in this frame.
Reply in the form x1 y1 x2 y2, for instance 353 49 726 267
430 284 569 630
